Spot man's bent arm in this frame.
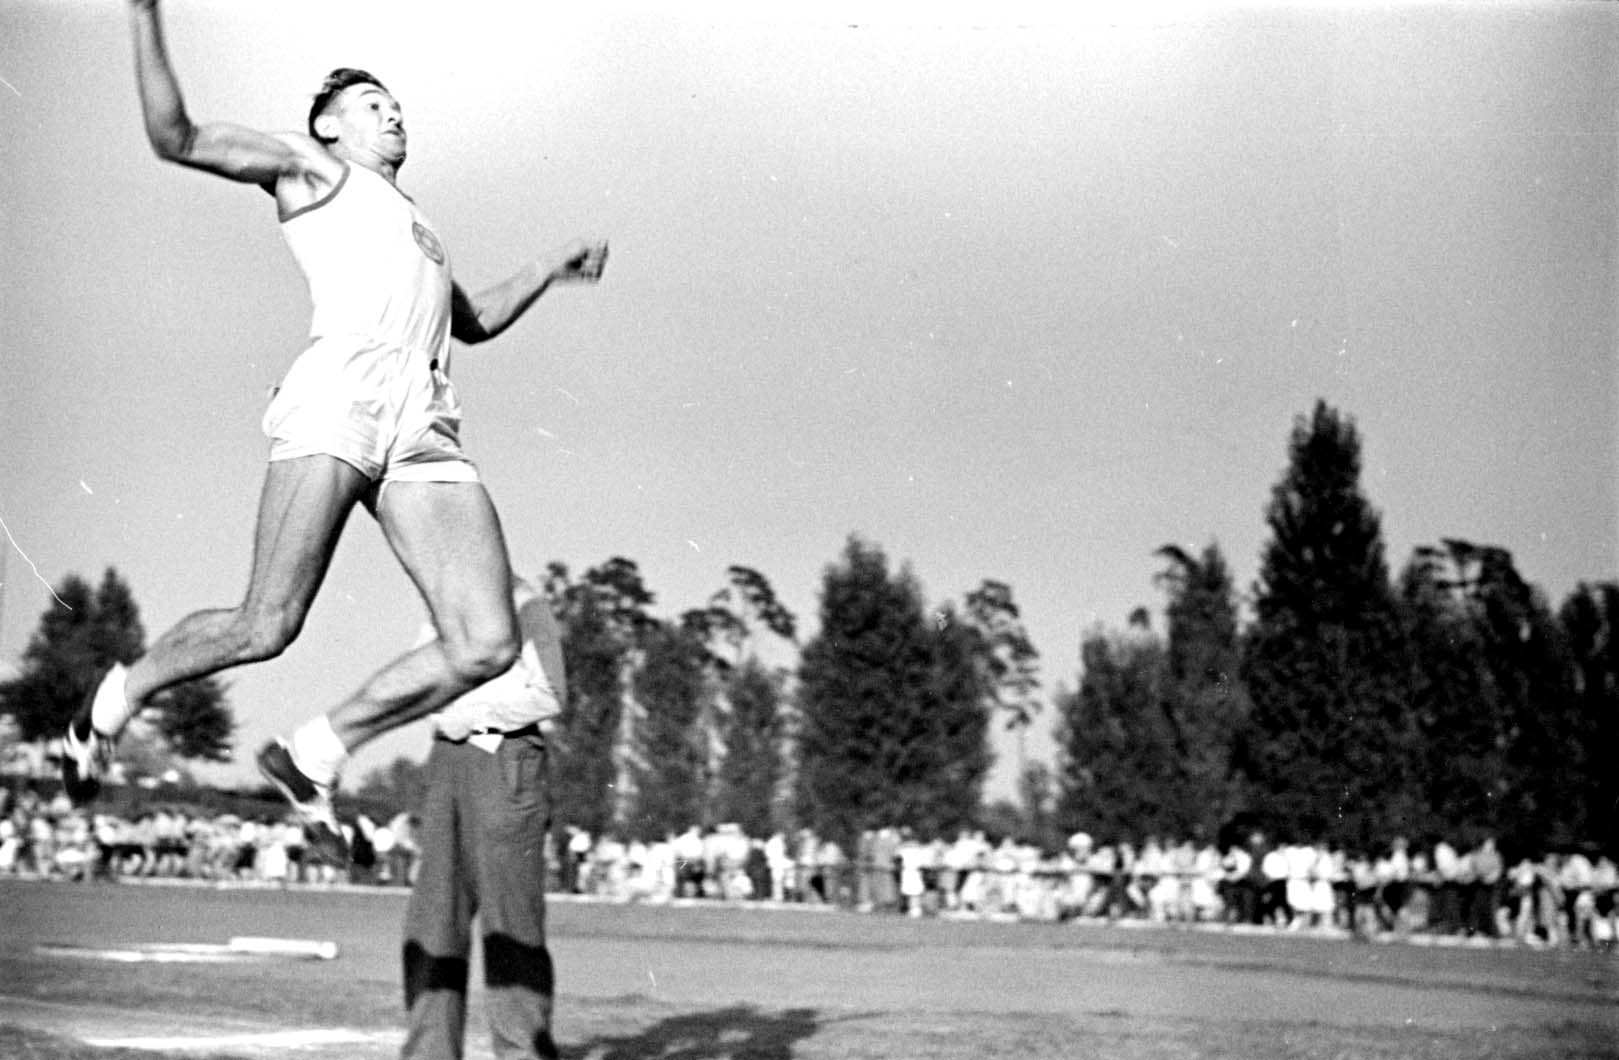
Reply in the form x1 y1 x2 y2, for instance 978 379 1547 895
129 0 322 187
450 239 608 345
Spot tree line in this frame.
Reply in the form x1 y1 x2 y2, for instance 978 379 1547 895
1056 401 1618 858
528 550 1033 850
3 399 1614 858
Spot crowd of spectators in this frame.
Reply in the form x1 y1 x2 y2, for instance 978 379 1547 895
4 784 1614 952
553 825 1618 951
0 787 420 888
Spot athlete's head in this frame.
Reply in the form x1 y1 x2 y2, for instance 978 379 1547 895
307 68 406 167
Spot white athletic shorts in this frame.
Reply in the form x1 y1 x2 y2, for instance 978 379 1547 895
262 336 479 485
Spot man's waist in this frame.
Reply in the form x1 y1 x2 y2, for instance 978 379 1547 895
434 721 543 743
301 331 449 364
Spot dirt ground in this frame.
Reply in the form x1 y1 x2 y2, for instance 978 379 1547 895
1 878 1614 1059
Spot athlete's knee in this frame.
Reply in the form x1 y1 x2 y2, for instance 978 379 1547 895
443 628 519 686
234 602 308 663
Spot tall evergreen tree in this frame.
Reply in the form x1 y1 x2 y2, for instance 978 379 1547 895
545 559 654 837
86 567 144 665
704 565 799 666
795 537 989 847
1558 581 1619 853
923 603 994 833
1155 542 1247 838
962 579 1042 812
626 621 710 839
0 568 233 762
682 565 798 826
714 657 787 837
1398 543 1506 843
0 575 97 742
962 579 1042 731
580 557 661 643
1053 612 1176 841
1466 547 1582 851
1239 402 1421 848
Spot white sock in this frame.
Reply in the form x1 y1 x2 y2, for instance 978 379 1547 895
88 664 136 737
289 715 348 788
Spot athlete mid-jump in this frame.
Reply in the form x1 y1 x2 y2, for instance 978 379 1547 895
63 0 607 865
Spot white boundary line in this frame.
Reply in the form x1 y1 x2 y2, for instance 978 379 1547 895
35 937 338 963
0 994 403 1056
82 1028 384 1050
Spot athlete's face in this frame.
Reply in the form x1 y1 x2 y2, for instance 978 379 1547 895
327 84 407 167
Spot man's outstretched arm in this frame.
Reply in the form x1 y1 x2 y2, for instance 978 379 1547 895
129 0 330 188
450 239 609 346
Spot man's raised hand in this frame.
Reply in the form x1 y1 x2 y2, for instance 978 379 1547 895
556 240 609 284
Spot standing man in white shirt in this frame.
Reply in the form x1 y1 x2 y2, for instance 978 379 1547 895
402 576 567 1060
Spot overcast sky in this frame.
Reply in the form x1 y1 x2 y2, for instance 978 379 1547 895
2 1 1615 797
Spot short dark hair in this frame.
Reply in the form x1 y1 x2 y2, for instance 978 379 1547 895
307 68 389 140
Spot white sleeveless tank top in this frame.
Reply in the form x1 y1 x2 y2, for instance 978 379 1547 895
279 163 453 359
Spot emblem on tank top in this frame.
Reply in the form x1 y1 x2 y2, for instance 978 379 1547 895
412 220 446 265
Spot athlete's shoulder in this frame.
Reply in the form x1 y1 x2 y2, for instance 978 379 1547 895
269 133 345 182
269 134 348 216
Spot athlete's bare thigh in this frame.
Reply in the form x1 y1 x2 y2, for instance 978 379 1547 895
373 480 516 661
245 454 371 621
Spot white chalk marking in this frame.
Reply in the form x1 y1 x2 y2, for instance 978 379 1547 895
84 1028 376 1050
36 937 337 963
36 944 239 964
229 936 339 959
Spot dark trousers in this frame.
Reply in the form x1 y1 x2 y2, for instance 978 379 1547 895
1260 879 1288 924
1467 880 1502 937
1434 881 1463 934
403 733 556 1060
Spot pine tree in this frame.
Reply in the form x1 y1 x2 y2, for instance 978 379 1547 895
545 560 652 837
922 603 994 834
715 657 787 837
962 579 1042 731
1398 544 1506 843
1239 402 1421 848
1467 547 1583 851
0 568 233 762
1559 581 1619 854
1054 612 1176 841
683 565 799 828
626 621 709 839
1155 542 1247 838
709 565 799 663
795 537 990 847
0 575 97 742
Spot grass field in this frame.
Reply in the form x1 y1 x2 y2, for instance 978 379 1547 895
1 877 1615 1059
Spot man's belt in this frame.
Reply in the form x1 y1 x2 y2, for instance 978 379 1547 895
437 721 543 743
468 722 541 738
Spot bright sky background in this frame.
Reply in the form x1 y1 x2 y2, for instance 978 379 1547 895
2 1 1615 798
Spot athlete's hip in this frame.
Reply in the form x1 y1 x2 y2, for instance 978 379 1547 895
263 333 461 432
283 332 448 381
